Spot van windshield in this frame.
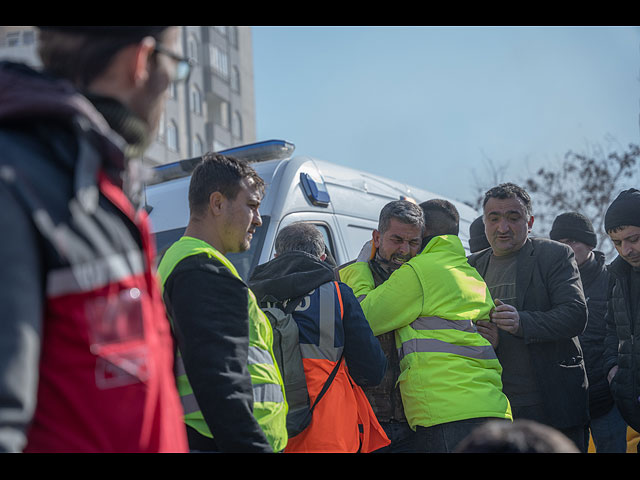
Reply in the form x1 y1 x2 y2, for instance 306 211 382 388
154 216 271 282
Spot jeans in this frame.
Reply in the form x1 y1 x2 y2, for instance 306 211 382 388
373 421 420 453
590 404 628 453
414 417 493 453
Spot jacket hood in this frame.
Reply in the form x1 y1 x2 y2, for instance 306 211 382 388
419 234 465 256
0 61 126 153
249 251 336 304
0 61 132 208
578 250 607 287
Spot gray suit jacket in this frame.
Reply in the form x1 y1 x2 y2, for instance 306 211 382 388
468 237 590 428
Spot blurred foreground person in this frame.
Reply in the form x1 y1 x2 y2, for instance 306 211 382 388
157 154 287 452
249 222 389 452
0 26 188 452
455 419 580 453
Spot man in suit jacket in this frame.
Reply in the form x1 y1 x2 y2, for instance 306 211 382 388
468 183 589 452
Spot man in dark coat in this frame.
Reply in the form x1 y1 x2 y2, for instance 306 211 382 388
550 212 627 453
468 183 589 452
602 189 640 445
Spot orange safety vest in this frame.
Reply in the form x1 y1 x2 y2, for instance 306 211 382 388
284 281 389 453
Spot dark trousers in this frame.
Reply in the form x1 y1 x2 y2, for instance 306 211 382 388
512 404 589 453
373 420 420 453
414 417 493 453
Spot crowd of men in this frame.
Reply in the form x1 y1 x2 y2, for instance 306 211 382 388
0 25 639 454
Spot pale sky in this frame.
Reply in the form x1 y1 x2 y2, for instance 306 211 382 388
252 26 640 210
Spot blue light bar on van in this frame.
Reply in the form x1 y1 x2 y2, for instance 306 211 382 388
300 172 330 207
147 139 295 185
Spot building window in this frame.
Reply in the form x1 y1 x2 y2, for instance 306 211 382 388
190 85 202 115
231 111 242 140
157 110 166 141
192 135 204 157
188 35 199 64
6 32 20 47
214 26 227 37
229 26 238 48
231 66 241 93
169 82 177 100
212 96 230 129
22 30 35 45
167 121 179 151
210 45 228 79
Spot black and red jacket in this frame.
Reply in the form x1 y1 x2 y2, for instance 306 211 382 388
0 61 187 453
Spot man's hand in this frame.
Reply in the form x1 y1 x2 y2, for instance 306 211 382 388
356 239 375 263
490 299 520 335
476 320 499 349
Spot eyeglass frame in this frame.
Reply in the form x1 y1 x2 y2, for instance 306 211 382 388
154 44 193 83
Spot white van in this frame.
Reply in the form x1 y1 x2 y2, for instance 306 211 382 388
144 139 479 281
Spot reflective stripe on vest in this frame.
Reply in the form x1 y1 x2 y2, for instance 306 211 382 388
47 249 146 297
297 282 344 363
175 344 284 416
397 316 498 361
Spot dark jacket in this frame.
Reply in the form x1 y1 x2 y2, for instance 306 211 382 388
468 237 589 429
249 251 387 387
578 251 615 419
603 255 640 431
0 61 186 453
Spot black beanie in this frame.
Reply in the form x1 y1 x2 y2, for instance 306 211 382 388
604 188 640 233
469 215 490 253
36 26 169 40
549 212 598 248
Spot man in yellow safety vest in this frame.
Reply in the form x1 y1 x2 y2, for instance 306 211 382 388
157 153 287 452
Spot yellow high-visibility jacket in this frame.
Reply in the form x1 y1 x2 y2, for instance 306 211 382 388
340 235 512 430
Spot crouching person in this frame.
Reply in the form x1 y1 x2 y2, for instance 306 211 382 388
249 222 390 453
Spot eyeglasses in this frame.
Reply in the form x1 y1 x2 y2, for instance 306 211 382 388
154 44 193 83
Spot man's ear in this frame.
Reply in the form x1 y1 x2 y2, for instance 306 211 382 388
527 215 535 233
208 191 225 216
372 229 381 248
129 36 157 87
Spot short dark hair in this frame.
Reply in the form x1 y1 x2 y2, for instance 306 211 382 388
275 222 326 258
483 183 533 217
378 200 425 235
420 198 460 236
37 27 170 88
188 153 265 218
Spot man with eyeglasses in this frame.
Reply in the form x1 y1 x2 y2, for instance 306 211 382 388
0 26 189 452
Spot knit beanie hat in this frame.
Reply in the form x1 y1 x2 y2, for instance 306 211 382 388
549 212 597 248
604 188 640 233
469 215 490 253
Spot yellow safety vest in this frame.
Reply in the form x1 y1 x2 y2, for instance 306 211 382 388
157 236 288 452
